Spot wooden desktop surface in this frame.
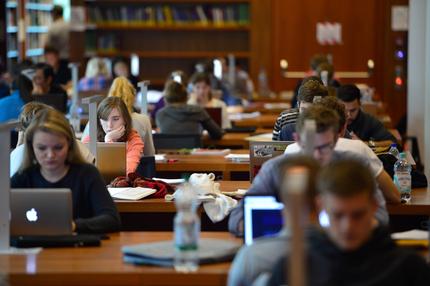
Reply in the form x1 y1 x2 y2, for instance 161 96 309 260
202 132 251 149
116 181 250 213
2 232 240 286
116 181 430 216
155 151 249 180
387 187 430 215
231 114 278 128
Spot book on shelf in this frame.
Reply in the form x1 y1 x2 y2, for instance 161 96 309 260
86 3 249 27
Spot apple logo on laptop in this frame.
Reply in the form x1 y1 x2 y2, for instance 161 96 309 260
26 208 38 222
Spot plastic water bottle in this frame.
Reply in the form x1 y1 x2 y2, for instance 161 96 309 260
174 184 200 272
394 152 412 203
388 143 400 159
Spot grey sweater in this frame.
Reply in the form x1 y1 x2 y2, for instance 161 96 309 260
156 104 223 139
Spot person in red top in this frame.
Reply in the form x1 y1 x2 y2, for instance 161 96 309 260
82 97 144 175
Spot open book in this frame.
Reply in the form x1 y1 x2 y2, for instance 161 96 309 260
108 187 156 200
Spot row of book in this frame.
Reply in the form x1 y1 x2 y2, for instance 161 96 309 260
7 9 17 27
7 33 18 52
26 10 52 26
87 4 250 26
85 33 118 53
27 33 45 49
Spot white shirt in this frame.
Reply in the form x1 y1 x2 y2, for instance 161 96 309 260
10 140 95 177
284 138 384 177
45 18 70 59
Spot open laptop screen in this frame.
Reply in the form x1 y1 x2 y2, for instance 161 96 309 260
243 196 284 245
10 188 73 236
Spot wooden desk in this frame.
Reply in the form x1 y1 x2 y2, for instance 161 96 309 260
156 153 249 180
387 188 430 215
116 183 430 216
203 133 251 149
231 114 278 129
116 181 250 213
2 232 240 286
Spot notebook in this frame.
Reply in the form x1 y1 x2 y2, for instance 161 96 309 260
249 141 294 182
10 188 73 236
243 196 284 245
108 187 156 200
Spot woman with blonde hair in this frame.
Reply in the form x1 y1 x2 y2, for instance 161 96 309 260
11 108 120 233
78 57 111 91
108 76 155 155
82 96 144 175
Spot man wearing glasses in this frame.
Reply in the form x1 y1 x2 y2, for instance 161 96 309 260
228 105 398 236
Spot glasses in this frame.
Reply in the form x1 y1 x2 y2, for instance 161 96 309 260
314 141 335 155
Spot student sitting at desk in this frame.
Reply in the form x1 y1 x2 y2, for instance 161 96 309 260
156 80 223 140
10 102 94 177
82 76 155 156
82 97 144 175
11 108 120 234
188 72 231 129
267 160 430 285
32 63 67 97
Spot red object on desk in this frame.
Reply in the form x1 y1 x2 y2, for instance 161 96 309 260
167 159 178 163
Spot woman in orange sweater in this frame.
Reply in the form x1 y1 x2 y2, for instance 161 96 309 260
83 97 144 175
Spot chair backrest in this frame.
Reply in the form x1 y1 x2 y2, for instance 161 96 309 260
135 156 156 178
153 133 202 151
33 93 68 113
204 107 222 127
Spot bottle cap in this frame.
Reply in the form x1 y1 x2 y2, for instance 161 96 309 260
399 152 406 159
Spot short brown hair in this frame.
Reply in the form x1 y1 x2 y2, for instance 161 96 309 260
278 155 321 211
163 80 188 104
296 105 339 134
317 159 376 198
317 97 346 133
297 80 328 103
96 97 132 142
190 72 211 86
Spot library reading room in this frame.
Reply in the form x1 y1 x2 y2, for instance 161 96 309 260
1 0 430 285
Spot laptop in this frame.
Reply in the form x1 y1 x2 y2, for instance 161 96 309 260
11 188 73 236
243 196 284 245
249 141 294 182
94 142 127 184
33 93 68 113
84 142 127 183
205 107 222 127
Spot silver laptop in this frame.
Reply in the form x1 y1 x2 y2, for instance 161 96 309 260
85 142 127 184
11 188 73 236
249 141 294 182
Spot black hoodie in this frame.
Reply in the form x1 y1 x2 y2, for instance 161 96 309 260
268 226 430 286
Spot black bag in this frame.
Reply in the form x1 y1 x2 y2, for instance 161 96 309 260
377 153 428 188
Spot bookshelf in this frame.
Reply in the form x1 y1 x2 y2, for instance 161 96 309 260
4 0 53 68
70 0 270 89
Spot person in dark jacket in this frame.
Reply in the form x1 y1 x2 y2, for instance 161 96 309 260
156 80 223 140
11 108 120 234
337 84 397 144
267 160 430 286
